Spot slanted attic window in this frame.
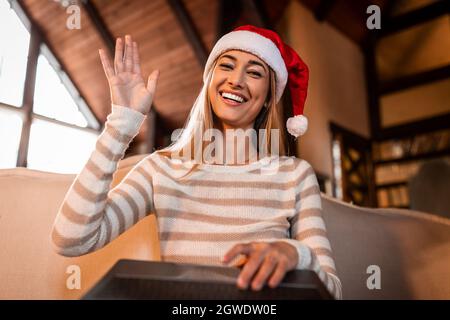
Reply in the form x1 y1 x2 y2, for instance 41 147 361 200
33 52 88 127
27 49 99 174
0 0 29 107
0 0 100 173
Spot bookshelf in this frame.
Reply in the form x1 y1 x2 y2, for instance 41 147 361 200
373 128 450 208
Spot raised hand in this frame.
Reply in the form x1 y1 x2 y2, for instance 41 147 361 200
98 35 159 115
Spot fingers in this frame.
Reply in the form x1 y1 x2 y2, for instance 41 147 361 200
223 242 291 291
268 258 288 288
232 255 248 268
222 243 252 264
124 35 133 72
114 35 139 74
114 37 124 73
146 69 160 95
98 49 114 79
132 41 141 74
236 250 265 290
250 254 278 290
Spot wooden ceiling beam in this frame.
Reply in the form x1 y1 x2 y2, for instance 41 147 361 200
245 0 272 29
167 0 208 66
217 0 243 40
82 0 115 55
314 0 336 22
380 0 450 37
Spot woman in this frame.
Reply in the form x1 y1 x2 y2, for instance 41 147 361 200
51 26 342 299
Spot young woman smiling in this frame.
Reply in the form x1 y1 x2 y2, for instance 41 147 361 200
51 26 342 299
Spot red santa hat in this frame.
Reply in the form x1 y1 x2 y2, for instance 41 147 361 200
203 25 309 138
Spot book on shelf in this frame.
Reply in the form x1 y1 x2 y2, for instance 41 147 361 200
378 189 389 207
437 131 450 150
400 187 409 207
392 188 401 207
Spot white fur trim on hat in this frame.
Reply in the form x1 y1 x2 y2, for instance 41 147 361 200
286 115 308 138
203 30 288 103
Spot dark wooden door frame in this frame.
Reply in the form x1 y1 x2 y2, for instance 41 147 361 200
329 122 377 207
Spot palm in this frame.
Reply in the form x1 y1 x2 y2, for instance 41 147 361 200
98 35 159 115
109 73 150 114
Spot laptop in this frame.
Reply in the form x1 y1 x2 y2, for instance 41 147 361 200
82 259 333 300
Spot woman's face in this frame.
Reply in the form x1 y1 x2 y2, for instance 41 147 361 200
208 50 270 130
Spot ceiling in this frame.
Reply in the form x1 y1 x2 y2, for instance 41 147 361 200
18 0 446 145
19 0 289 144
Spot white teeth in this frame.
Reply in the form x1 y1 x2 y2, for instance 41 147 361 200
221 92 244 103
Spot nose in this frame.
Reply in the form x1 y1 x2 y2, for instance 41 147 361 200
227 68 245 89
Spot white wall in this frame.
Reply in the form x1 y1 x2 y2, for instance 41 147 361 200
277 1 370 177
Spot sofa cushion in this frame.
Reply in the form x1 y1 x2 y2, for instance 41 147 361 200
322 194 450 299
0 154 159 299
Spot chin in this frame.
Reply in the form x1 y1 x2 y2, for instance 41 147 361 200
216 115 242 128
213 107 244 125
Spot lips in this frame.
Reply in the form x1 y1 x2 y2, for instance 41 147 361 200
219 90 248 106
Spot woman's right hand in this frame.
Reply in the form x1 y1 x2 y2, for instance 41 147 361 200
98 35 159 115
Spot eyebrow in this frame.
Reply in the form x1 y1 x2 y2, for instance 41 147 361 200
220 54 268 73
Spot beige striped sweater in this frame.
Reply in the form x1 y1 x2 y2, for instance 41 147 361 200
51 105 342 299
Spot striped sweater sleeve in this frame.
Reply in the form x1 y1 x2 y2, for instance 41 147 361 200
278 160 342 299
51 104 155 257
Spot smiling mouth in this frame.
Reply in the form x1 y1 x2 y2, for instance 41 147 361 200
219 91 248 106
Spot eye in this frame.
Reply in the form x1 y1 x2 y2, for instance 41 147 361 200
248 70 262 77
219 63 233 70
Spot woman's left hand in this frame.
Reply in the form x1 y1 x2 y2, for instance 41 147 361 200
222 241 299 291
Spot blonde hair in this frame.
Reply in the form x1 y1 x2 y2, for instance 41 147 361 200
156 61 287 168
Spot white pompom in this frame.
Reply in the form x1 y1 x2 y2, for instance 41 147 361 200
286 115 308 138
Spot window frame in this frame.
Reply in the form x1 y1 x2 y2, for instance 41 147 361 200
0 0 101 168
